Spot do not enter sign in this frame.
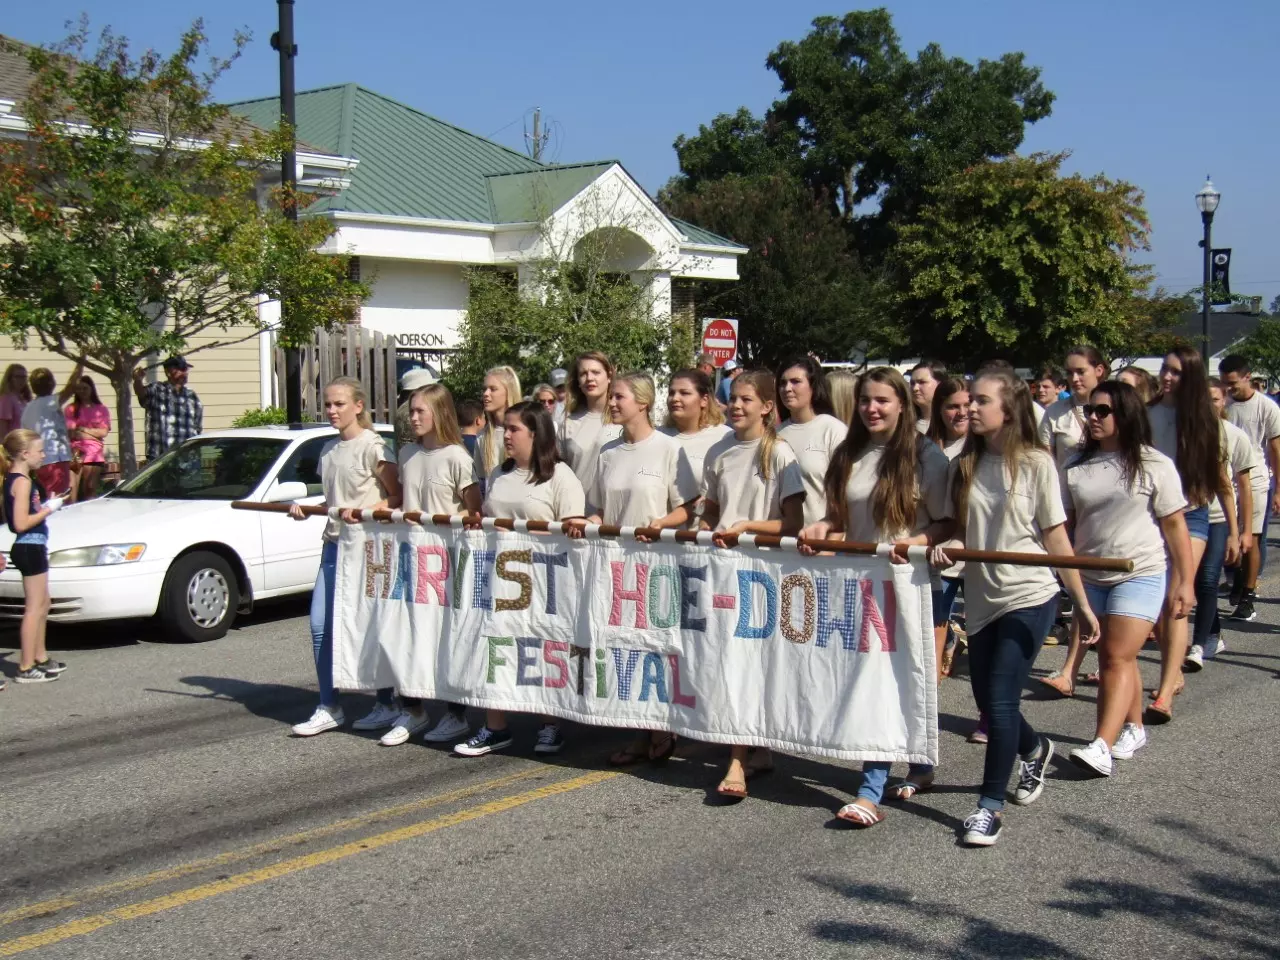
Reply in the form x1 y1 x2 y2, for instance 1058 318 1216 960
701 318 739 367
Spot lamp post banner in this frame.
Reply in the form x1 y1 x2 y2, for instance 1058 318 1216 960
1211 248 1232 304
331 522 938 764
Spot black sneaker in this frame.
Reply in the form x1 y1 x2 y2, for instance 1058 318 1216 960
1229 593 1257 622
1011 736 1054 805
962 807 1002 846
35 658 66 676
533 723 564 755
1228 575 1245 609
15 665 58 684
453 726 513 757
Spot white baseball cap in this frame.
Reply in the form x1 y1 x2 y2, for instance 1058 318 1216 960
550 368 568 386
722 359 739 372
399 368 436 391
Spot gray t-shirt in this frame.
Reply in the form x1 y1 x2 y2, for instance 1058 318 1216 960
21 395 71 464
703 435 805 531
841 438 952 542
661 424 733 493
961 450 1066 634
1211 420 1261 525
484 462 585 522
589 431 699 527
558 410 622 494
398 443 477 516
319 429 393 542
1038 397 1087 470
778 414 849 526
1226 391 1280 482
1063 447 1187 585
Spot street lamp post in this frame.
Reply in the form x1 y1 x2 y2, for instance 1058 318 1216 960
1196 176 1221 361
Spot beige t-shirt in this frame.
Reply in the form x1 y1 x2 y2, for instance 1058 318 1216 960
841 437 952 542
558 410 622 494
472 424 506 480
704 435 806 531
961 450 1066 634
661 424 734 492
398 443 477 516
484 462 585 522
1063 448 1187 585
1038 397 1087 470
319 429 393 542
588 431 699 527
1147 403 1177 463
1212 420 1263 525
779 414 849 525
1226 391 1280 482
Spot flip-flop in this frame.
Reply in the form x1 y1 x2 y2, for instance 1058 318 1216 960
647 733 677 765
744 748 774 779
1038 673 1074 698
717 776 748 799
609 738 651 766
891 776 934 801
1081 672 1100 686
836 802 885 827
1144 697 1173 725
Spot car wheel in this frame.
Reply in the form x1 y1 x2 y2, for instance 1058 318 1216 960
158 551 240 642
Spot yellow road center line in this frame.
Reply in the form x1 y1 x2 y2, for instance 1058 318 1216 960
0 766 549 928
0 770 618 957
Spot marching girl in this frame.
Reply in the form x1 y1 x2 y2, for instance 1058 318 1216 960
455 401 587 757
1145 346 1236 722
925 377 971 686
380 383 482 748
909 361 946 434
291 377 402 737
1185 378 1260 670
777 356 848 527
938 369 1098 846
2 430 67 684
1063 381 1193 777
660 368 732 522
558 351 622 494
568 372 701 765
827 369 857 426
800 367 953 827
1116 366 1159 404
473 366 522 490
700 369 806 799
1037 346 1109 699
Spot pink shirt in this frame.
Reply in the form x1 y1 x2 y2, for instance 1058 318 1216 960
0 393 27 431
64 402 111 464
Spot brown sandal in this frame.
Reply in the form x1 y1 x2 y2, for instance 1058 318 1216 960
717 776 748 799
1038 673 1074 698
609 737 651 766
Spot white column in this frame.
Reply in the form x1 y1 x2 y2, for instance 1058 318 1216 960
634 271 672 324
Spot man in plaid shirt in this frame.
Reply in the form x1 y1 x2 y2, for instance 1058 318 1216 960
132 356 203 462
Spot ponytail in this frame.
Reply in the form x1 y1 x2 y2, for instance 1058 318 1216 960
327 376 373 430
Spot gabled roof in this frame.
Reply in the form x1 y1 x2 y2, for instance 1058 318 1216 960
486 161 616 223
671 217 745 251
229 83 547 223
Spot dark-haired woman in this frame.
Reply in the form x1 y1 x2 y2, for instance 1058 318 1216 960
1064 382 1192 776
662 369 732 525
938 369 1098 846
455 402 587 757
909 361 946 434
1145 347 1236 722
558 351 621 493
801 367 952 827
1038 346 1109 698
926 378 971 688
778 356 848 526
64 375 111 500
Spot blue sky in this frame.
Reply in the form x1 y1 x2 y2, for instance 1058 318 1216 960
7 1 1277 308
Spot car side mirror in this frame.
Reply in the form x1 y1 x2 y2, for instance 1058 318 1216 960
264 480 309 503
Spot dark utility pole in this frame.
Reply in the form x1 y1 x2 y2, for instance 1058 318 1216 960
272 0 302 422
1201 211 1212 361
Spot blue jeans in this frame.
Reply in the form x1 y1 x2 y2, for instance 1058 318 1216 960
859 762 933 805
1194 523 1227 645
311 541 392 709
968 597 1058 812
934 577 962 628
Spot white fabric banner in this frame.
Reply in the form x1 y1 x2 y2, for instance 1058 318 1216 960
332 523 938 764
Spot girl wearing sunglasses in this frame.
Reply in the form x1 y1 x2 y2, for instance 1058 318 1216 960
1063 382 1194 776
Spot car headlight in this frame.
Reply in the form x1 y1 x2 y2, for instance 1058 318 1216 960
48 544 147 567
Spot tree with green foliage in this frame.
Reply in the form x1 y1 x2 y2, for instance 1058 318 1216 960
891 152 1151 368
0 24 368 474
1234 317 1280 387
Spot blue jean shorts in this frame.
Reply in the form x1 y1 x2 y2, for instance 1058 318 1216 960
1184 504 1210 542
1084 572 1167 624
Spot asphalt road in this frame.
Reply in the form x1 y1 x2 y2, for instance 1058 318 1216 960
2 570 1278 960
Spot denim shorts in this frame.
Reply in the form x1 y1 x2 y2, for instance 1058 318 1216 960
1184 504 1209 542
1084 572 1167 624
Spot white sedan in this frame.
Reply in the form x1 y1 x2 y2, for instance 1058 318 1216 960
0 424 394 642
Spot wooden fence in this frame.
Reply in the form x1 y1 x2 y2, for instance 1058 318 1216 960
272 325 397 424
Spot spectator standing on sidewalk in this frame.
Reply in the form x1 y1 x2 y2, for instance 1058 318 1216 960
132 356 202 462
65 375 111 500
21 363 81 500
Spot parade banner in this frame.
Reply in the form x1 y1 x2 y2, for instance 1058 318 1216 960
331 522 938 764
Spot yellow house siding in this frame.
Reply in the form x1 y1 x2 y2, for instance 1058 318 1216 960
0 324 264 460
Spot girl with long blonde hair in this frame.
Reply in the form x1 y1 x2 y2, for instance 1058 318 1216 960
827 369 857 426
0 364 32 437
290 376 402 738
474 366 521 481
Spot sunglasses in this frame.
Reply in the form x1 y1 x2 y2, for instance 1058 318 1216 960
1083 403 1113 419
538 398 556 408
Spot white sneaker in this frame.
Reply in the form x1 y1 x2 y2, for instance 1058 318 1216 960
1183 645 1204 672
352 702 399 731
1111 723 1148 760
292 705 345 737
423 712 470 742
1068 738 1112 777
379 711 432 746
1202 635 1226 660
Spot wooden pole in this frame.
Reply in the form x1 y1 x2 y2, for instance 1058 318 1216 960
231 502 1134 573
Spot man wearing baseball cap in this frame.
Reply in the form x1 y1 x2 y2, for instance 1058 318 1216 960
549 367 568 423
395 367 437 446
132 355 203 461
715 358 741 408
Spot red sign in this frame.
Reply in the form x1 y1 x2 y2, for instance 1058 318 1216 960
701 318 739 367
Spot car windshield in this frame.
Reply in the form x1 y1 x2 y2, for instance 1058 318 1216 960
112 437 289 500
